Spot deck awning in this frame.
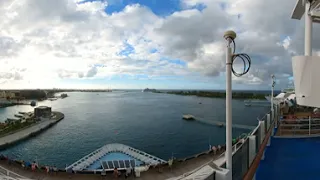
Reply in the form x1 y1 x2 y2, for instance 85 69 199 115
275 93 285 99
291 0 320 22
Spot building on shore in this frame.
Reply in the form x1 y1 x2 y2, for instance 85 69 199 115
34 106 52 119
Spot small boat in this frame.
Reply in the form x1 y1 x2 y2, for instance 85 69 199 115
217 123 224 127
142 88 157 93
14 114 23 118
30 101 37 107
182 114 195 120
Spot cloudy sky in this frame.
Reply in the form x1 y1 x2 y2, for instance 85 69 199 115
0 0 318 90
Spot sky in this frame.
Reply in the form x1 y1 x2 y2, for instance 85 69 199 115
0 0 318 90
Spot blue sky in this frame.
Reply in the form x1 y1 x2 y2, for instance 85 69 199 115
105 0 182 15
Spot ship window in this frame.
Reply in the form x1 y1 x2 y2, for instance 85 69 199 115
119 160 125 168
130 160 135 167
113 160 120 168
107 161 114 169
102 161 108 169
124 160 130 167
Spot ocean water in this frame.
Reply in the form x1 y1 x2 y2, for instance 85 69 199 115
0 91 269 168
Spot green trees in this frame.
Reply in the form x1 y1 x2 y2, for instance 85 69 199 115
165 91 266 99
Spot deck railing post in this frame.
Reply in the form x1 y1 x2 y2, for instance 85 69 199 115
248 135 256 166
259 121 265 144
267 114 271 146
275 104 278 128
260 121 266 161
309 116 311 135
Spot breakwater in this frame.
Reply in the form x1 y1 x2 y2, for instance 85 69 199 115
0 112 64 150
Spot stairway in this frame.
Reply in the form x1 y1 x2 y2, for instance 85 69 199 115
256 137 320 180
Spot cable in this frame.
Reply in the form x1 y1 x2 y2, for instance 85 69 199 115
229 38 251 77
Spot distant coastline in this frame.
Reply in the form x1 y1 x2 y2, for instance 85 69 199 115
156 90 268 99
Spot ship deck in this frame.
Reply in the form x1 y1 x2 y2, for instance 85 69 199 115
0 149 224 180
256 137 320 180
65 143 167 172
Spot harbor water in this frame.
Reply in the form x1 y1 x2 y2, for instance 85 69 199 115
0 91 269 168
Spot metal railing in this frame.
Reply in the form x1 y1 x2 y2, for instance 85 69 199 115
228 104 279 180
242 104 279 180
210 104 279 180
0 165 31 180
278 116 320 136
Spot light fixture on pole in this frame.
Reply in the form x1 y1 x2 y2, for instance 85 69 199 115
271 74 275 117
223 30 251 178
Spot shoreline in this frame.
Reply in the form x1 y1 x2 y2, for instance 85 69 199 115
0 112 64 150
156 90 268 100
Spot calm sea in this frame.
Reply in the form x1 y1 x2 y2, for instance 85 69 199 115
0 91 269 168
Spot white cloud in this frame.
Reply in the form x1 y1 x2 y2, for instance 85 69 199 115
0 0 315 89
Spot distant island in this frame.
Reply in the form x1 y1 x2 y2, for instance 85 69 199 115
158 90 268 100
142 88 159 93
0 89 112 101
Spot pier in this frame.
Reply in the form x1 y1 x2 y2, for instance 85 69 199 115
196 118 255 130
189 117 256 130
0 112 64 150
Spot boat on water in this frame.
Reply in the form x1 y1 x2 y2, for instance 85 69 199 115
244 99 270 107
217 123 224 127
14 114 23 118
65 143 166 173
30 101 37 107
142 88 157 93
182 114 195 120
61 93 68 98
48 98 58 101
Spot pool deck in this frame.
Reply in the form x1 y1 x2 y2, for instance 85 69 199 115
0 149 224 180
0 112 64 150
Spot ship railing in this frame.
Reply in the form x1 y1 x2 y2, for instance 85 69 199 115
241 104 279 180
210 103 280 180
66 143 167 172
0 165 31 180
167 104 280 180
278 116 320 136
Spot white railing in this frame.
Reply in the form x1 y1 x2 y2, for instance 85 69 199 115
0 165 32 180
278 116 320 136
66 143 167 171
167 104 280 180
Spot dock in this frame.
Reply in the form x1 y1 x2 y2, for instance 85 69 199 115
182 115 254 130
0 112 64 150
195 118 256 130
